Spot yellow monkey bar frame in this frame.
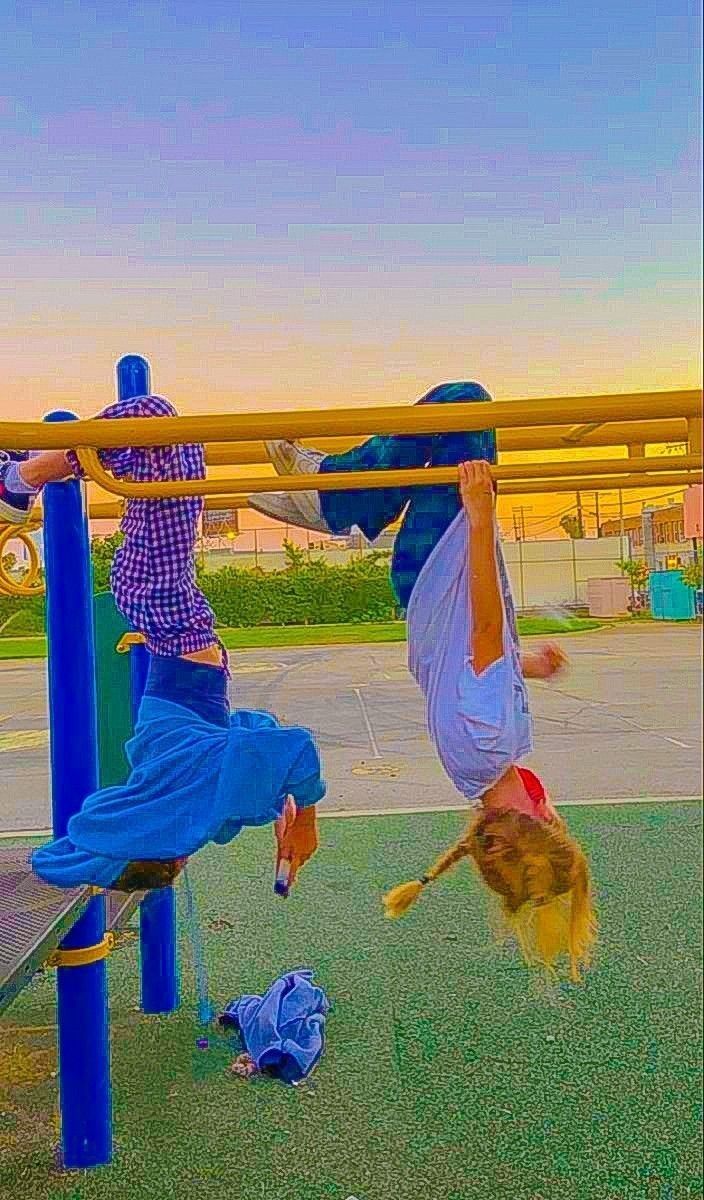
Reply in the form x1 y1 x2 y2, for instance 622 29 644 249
204 417 692 465
74 447 702 501
0 387 700 596
0 388 699 451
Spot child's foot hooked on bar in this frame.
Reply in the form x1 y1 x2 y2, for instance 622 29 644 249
0 452 38 524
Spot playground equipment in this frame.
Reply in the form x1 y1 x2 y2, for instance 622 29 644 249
0 522 43 597
0 363 178 1171
1 380 699 598
0 390 700 599
204 416 693 463
3 386 700 451
74 444 703 501
0 357 701 1171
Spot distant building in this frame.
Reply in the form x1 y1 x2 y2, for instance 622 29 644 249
600 501 697 569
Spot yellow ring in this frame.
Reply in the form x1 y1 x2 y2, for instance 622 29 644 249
0 522 44 597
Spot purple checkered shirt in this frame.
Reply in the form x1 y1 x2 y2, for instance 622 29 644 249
68 395 217 658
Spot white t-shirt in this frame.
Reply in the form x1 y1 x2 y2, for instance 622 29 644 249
407 511 532 802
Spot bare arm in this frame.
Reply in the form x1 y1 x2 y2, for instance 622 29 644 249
520 643 568 680
459 461 504 676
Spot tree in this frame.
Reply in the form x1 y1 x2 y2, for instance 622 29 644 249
560 513 584 539
617 557 650 591
91 532 124 593
282 539 307 570
681 560 702 590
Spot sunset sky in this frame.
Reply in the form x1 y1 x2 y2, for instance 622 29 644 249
1 2 701 538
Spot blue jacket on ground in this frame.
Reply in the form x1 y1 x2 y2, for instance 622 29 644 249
221 969 329 1084
32 696 325 889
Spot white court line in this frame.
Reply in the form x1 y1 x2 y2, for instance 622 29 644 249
0 828 51 839
352 686 382 759
1 795 699 841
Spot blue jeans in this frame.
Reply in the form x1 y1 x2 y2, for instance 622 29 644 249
144 656 230 728
318 382 497 610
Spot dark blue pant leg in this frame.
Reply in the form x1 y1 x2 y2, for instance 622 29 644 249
318 382 496 608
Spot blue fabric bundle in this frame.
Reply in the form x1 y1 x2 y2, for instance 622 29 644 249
32 696 325 889
220 969 329 1084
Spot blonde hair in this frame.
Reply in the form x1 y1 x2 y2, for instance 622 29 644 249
383 808 596 982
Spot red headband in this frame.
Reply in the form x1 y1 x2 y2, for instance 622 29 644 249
516 766 546 802
516 766 551 820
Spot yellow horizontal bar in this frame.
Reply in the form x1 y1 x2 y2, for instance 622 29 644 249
73 469 703 525
485 455 701 481
76 446 702 500
205 417 692 466
44 467 700 526
500 471 700 496
2 389 699 451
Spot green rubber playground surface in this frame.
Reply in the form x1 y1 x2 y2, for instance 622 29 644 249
1 802 701 1200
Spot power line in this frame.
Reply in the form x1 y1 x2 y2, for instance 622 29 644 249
525 502 579 528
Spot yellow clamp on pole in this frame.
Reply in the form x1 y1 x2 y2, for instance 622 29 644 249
116 631 147 654
47 932 115 969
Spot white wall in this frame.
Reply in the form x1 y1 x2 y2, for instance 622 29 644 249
500 535 630 609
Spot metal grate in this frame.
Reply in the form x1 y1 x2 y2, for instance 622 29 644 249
0 847 141 1014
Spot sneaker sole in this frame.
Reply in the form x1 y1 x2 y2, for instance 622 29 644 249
0 498 31 525
264 440 324 477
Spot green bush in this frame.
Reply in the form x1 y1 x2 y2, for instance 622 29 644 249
0 594 46 635
198 550 399 627
681 560 702 589
0 607 45 636
91 531 125 593
0 536 399 636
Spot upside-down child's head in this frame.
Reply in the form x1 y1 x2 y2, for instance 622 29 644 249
466 805 595 980
383 768 596 981
111 856 188 892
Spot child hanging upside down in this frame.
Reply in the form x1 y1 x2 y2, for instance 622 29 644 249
0 397 323 893
249 382 597 980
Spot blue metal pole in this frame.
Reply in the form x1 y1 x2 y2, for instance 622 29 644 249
128 643 180 1015
116 353 150 402
139 888 179 1013
44 411 112 1169
116 355 180 1016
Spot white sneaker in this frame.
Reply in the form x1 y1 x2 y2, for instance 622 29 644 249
249 489 332 534
264 440 326 477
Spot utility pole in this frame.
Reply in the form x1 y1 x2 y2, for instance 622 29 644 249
576 491 584 538
594 492 601 536
642 507 656 571
618 489 627 564
513 505 533 541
